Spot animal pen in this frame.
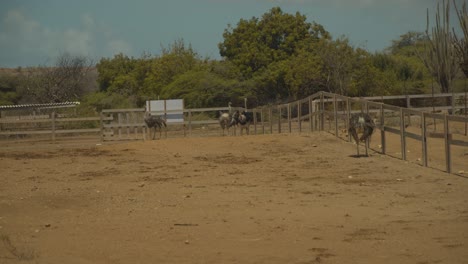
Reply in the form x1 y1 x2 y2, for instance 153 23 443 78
1 92 467 175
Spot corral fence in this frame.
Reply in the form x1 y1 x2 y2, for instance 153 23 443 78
1 92 467 175
312 92 467 175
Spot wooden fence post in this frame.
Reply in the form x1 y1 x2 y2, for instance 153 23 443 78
100 112 104 141
288 103 292 133
141 112 146 141
298 101 302 133
126 112 130 139
365 101 370 149
333 94 338 137
253 109 257 135
139 111 145 140
261 108 265 134
320 92 324 131
278 106 282 134
309 97 313 132
117 113 122 140
347 97 351 142
188 110 192 137
400 108 407 161
421 112 427 167
380 104 386 154
51 111 56 142
269 107 273 134
444 114 451 173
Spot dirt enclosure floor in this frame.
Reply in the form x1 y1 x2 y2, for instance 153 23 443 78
0 132 468 264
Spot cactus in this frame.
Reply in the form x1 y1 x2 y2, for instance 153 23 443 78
421 0 459 111
453 0 468 77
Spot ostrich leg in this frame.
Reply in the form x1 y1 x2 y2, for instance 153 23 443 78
364 138 368 156
350 129 360 157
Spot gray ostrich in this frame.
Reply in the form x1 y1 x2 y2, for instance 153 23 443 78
219 102 233 136
219 112 231 136
144 112 167 140
348 113 375 157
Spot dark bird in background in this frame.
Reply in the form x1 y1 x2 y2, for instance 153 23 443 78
231 110 253 135
144 112 167 140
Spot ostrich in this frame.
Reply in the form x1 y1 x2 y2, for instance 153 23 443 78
144 112 167 140
219 111 232 136
231 110 253 135
348 112 375 157
219 102 234 136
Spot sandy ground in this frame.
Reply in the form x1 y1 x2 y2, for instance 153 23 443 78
0 132 468 264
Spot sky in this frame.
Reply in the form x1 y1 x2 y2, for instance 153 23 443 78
0 0 464 68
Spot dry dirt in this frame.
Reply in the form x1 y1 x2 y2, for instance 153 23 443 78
0 132 467 264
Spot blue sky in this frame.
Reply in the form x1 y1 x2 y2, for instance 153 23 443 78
0 0 463 68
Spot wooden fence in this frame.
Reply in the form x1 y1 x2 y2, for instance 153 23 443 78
314 92 468 175
1 91 466 175
0 112 110 142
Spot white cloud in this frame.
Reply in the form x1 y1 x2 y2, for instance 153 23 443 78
0 9 132 67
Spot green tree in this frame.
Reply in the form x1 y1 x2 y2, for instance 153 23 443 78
219 7 330 78
161 69 251 108
317 37 356 95
251 60 289 103
350 50 399 96
96 53 138 94
142 39 200 98
283 50 325 100
388 31 428 56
